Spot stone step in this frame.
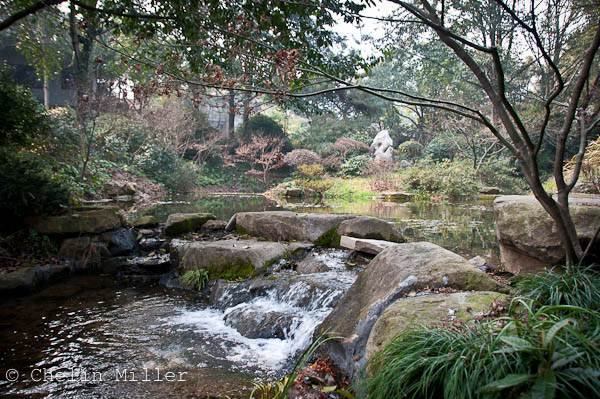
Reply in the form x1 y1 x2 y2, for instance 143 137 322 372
339 236 399 255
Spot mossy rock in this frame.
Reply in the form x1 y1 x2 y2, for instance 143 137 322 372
24 206 122 235
365 291 507 362
316 242 508 378
170 239 289 279
164 213 216 236
132 215 159 228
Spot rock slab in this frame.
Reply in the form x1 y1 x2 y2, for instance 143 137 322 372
235 211 355 244
316 241 506 378
170 239 292 279
25 206 122 234
337 216 404 243
340 236 399 255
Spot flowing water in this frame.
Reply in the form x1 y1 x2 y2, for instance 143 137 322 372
1 195 499 398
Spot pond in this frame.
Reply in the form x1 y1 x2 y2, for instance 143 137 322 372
135 194 499 262
0 194 500 398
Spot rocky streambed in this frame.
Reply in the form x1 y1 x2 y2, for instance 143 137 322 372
3 195 597 398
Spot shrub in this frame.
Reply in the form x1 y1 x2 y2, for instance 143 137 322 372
322 137 371 173
283 149 322 168
166 160 200 193
296 163 325 180
425 136 456 161
477 160 528 194
0 68 52 147
180 268 210 291
401 158 480 199
246 114 285 137
368 301 600 399
0 150 72 230
324 137 371 158
397 140 423 160
340 154 372 177
298 179 334 193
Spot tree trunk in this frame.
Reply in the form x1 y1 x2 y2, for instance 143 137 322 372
242 92 251 137
228 90 235 139
43 73 49 109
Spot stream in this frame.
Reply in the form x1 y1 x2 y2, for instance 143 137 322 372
0 195 499 398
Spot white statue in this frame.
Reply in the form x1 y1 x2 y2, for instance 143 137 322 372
371 129 394 162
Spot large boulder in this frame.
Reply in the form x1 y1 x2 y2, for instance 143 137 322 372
0 263 72 296
100 228 137 256
337 216 404 243
316 242 506 378
224 307 296 339
164 213 216 236
365 291 507 363
24 206 122 235
170 239 292 279
494 195 600 274
234 211 355 244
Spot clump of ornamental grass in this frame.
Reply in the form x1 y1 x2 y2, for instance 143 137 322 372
367 267 600 399
180 268 209 291
513 264 600 311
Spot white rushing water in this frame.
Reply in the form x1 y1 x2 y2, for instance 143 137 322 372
163 249 358 377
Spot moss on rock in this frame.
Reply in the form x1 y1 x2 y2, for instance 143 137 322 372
165 213 216 236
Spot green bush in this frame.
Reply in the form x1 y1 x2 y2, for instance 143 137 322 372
167 160 200 193
340 154 372 177
0 150 72 229
297 163 325 180
133 144 199 193
425 136 456 161
0 68 52 147
401 158 480 199
397 140 423 160
477 160 528 194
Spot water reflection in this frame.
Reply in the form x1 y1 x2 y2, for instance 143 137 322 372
138 194 499 261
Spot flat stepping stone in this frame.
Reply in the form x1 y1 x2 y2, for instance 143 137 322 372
340 236 398 255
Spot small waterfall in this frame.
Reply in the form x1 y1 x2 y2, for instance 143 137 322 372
164 248 359 377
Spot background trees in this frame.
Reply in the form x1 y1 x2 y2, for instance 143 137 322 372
1 0 599 264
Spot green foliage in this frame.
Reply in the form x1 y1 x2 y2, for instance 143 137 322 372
298 179 334 193
0 229 58 260
0 67 52 147
0 149 72 229
340 154 372 177
246 114 284 138
133 145 199 193
397 140 424 160
514 265 600 311
368 278 600 399
297 163 325 180
477 161 528 194
425 136 457 161
400 158 480 199
180 268 209 291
